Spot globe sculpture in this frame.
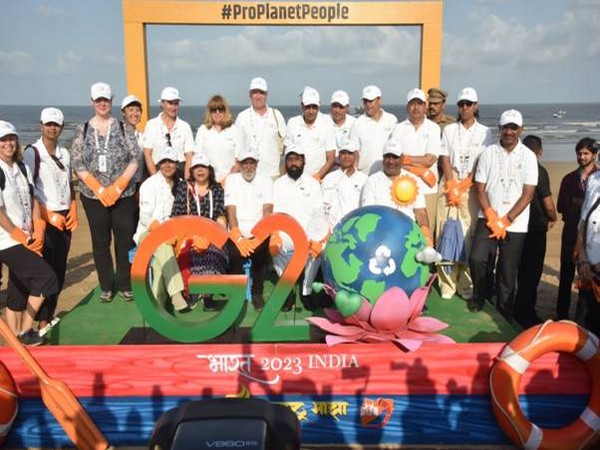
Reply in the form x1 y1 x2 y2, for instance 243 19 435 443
322 205 430 304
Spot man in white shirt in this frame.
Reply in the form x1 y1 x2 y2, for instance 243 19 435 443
322 139 367 228
271 144 326 311
389 88 442 234
142 86 195 178
360 140 431 243
285 87 336 182
349 85 398 175
235 77 286 180
469 110 538 320
224 147 274 310
328 90 356 154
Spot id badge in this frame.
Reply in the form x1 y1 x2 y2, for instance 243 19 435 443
98 155 107 173
459 155 469 179
502 184 511 204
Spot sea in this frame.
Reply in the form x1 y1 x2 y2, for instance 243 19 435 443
2 102 599 162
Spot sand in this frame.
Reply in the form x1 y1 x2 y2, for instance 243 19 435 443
0 161 580 327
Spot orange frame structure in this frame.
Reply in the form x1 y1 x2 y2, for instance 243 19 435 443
122 0 443 125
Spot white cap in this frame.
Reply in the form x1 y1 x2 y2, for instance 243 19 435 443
301 87 320 106
90 82 112 101
362 85 382 101
237 147 260 162
406 88 426 103
121 94 142 110
383 139 402 157
40 107 64 126
457 87 478 103
156 146 179 164
284 143 305 157
0 121 18 139
159 86 181 102
338 139 359 153
249 77 268 92
499 109 523 127
190 152 211 168
330 90 350 106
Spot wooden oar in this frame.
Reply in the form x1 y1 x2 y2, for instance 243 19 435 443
0 319 109 450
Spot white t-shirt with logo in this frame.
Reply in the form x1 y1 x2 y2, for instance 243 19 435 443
285 113 336 177
0 160 34 250
349 110 398 175
142 114 195 164
195 124 243 182
224 172 274 237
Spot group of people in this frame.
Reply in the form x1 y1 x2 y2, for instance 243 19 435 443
1 75 598 346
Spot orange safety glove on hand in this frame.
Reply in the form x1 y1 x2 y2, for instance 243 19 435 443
488 215 511 240
230 227 255 258
9 227 30 246
40 204 66 231
401 155 412 165
443 178 460 206
269 232 282 256
191 235 210 253
313 174 322 183
457 177 473 194
420 225 433 247
105 174 130 206
308 239 324 259
29 217 46 255
82 174 111 207
148 219 161 232
483 207 498 230
405 166 437 188
65 199 78 231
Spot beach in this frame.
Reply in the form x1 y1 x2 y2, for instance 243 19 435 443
0 161 577 326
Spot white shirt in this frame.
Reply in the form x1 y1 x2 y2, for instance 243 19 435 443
360 170 426 221
389 118 442 194
236 106 286 179
580 171 600 265
440 121 493 180
224 172 274 237
328 114 356 153
349 110 398 175
285 113 336 177
23 138 72 211
273 173 324 247
475 140 538 233
142 114 195 163
322 168 368 227
195 124 243 182
0 160 34 250
134 172 176 243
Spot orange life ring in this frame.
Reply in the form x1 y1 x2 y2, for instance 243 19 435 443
489 320 600 450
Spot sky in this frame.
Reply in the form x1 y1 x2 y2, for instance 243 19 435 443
1 0 599 106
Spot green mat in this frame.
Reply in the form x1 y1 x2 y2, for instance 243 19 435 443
45 281 521 345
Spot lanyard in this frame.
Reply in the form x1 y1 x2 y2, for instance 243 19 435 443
93 123 112 153
191 184 214 220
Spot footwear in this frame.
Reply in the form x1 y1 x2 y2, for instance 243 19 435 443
18 329 44 346
203 296 217 311
252 295 265 311
99 291 113 303
281 296 294 312
467 300 483 312
301 295 316 311
120 290 134 302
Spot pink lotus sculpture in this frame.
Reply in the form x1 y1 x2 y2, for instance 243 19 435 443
307 278 454 352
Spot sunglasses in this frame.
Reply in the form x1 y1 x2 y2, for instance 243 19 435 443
165 132 172 147
458 101 474 108
210 107 225 113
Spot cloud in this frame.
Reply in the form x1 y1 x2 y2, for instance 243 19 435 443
35 4 67 17
152 26 420 75
0 50 34 74
56 51 83 73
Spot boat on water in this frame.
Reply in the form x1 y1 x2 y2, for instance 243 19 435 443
553 108 566 119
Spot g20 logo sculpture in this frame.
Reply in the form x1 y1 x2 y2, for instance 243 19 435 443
131 214 309 343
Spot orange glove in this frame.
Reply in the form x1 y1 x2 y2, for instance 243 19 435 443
191 235 210 253
105 174 130 206
30 217 46 254
401 155 412 165
148 219 161 231
457 177 473 193
230 227 255 258
312 174 322 183
82 174 111 207
308 239 324 259
269 232 282 256
420 225 433 247
40 204 66 231
443 178 460 206
65 199 78 231
405 166 437 188
10 227 30 246
488 215 511 240
483 207 498 230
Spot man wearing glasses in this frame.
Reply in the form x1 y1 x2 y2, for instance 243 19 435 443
284 87 336 182
348 85 398 175
142 86 194 178
469 110 537 323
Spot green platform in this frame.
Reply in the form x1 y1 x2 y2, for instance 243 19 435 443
44 279 522 345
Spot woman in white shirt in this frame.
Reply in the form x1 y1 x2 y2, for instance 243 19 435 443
436 88 493 300
134 147 190 312
194 95 243 184
0 122 57 346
